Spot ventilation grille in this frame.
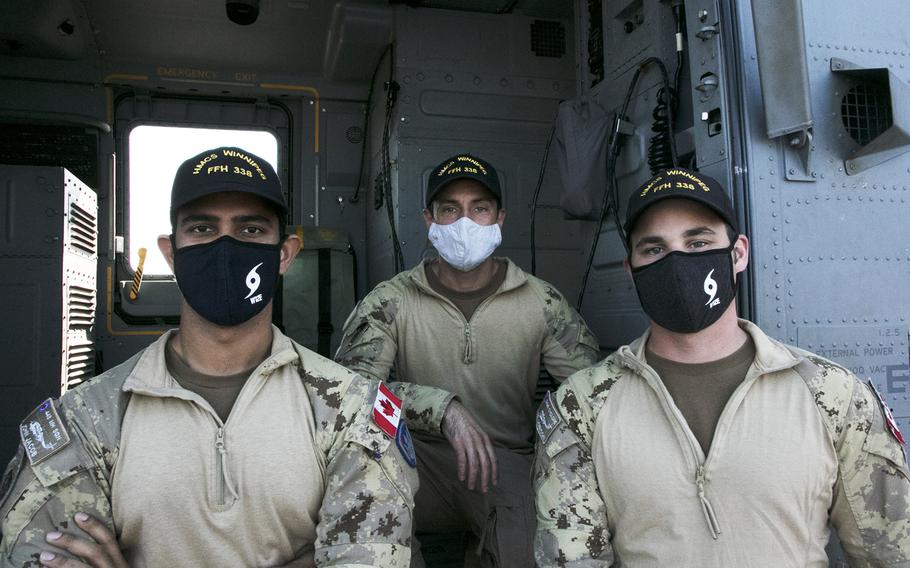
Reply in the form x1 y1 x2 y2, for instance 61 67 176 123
65 336 95 390
68 285 96 329
841 83 893 146
345 126 364 144
531 20 566 58
69 202 97 256
0 125 99 188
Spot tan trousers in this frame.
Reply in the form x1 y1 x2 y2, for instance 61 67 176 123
410 435 536 568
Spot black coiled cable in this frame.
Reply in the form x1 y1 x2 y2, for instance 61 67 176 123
647 87 675 174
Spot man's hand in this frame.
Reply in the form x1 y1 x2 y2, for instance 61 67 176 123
38 512 129 568
441 400 498 493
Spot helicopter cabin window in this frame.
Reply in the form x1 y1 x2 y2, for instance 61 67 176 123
128 125 279 275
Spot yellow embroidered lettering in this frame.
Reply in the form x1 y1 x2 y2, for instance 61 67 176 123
192 153 219 175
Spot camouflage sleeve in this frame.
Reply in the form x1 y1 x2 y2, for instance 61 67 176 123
533 384 612 567
828 376 910 565
0 401 115 568
313 375 418 568
335 284 454 435
537 283 599 381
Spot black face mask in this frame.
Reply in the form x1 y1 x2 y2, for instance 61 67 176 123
631 243 737 334
172 235 282 327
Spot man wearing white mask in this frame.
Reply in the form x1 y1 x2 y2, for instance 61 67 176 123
336 153 599 567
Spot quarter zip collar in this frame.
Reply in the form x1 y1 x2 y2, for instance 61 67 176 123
408 257 528 303
409 258 528 364
122 326 300 407
612 318 804 541
617 318 803 378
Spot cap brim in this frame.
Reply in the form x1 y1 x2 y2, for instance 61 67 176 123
624 193 735 237
426 174 500 206
172 179 288 213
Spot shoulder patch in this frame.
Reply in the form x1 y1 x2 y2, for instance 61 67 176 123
536 391 563 443
868 380 906 446
395 422 417 468
372 382 402 438
19 399 71 466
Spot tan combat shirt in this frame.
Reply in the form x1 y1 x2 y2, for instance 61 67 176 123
534 320 910 567
0 327 417 568
335 258 599 453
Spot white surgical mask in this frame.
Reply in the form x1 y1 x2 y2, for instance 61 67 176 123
428 217 502 272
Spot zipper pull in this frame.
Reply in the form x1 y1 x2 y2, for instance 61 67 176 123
696 466 721 539
214 427 238 505
463 323 473 364
216 428 226 455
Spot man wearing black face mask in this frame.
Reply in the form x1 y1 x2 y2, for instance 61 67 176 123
533 168 910 566
0 147 417 568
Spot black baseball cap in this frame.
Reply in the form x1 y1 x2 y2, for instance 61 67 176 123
170 147 287 218
426 153 502 208
624 168 737 238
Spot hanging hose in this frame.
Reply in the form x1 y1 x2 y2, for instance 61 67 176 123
350 44 392 204
379 43 404 273
530 120 557 276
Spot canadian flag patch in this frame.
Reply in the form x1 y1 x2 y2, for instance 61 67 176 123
372 382 402 438
869 380 906 445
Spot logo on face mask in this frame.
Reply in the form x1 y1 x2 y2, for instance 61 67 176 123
173 236 281 326
704 269 720 308
245 262 264 304
631 243 736 334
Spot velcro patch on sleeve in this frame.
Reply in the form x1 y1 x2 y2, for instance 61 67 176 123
536 391 564 443
19 399 71 466
395 422 417 468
